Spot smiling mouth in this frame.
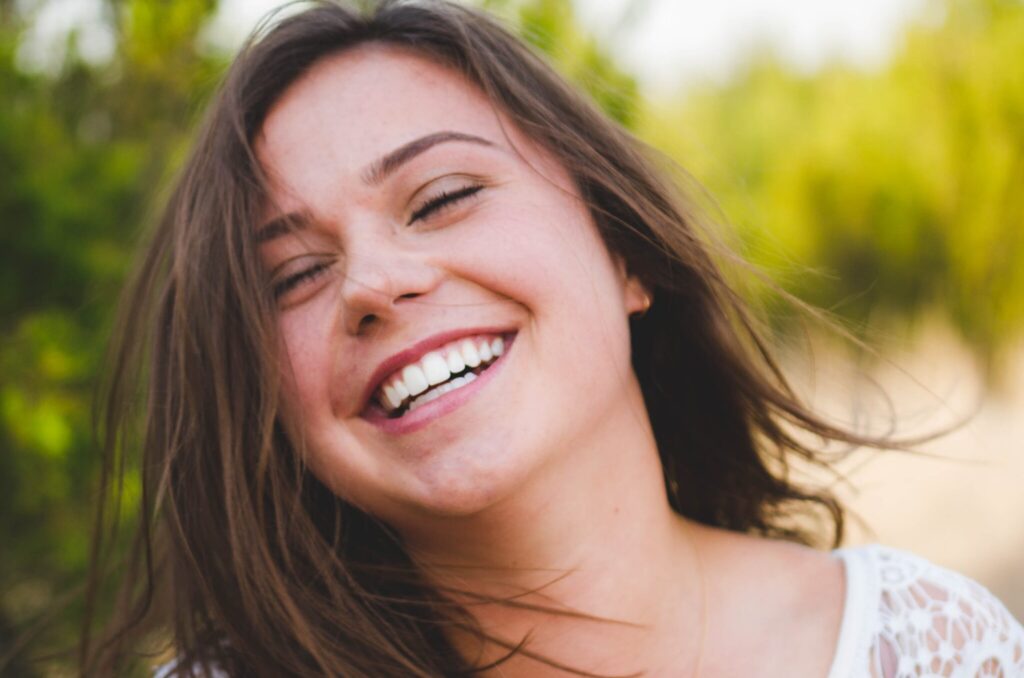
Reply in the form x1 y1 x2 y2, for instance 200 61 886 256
374 333 510 418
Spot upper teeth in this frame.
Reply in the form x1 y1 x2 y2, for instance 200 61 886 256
377 335 505 413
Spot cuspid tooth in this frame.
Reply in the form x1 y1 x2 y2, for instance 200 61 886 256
445 347 465 374
460 340 481 368
393 378 409 401
383 384 402 410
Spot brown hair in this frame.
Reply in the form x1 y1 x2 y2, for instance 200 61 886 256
81 0 902 675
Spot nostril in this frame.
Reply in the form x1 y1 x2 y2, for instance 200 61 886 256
398 292 420 301
357 314 378 334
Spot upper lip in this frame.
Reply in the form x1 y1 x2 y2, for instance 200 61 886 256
359 326 514 413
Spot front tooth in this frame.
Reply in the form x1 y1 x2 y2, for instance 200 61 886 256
422 352 450 385
460 340 481 368
401 364 429 396
491 337 504 356
382 384 402 410
445 347 465 374
478 340 492 362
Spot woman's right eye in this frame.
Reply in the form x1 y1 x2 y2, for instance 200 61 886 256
273 261 331 300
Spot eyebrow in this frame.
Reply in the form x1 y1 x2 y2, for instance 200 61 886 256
256 211 312 244
362 130 494 185
256 130 494 243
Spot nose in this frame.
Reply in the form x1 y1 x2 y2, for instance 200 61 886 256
339 236 443 336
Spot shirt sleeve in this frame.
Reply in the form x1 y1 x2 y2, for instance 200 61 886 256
866 546 1024 678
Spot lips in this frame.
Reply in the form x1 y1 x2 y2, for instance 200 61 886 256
360 328 515 419
377 334 506 414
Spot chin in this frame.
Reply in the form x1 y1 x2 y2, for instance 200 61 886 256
402 439 535 518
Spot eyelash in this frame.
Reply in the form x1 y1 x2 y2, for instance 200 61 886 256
408 184 483 224
273 262 330 299
272 184 483 300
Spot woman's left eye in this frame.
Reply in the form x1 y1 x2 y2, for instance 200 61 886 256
408 184 483 225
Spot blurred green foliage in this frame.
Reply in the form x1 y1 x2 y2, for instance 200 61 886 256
498 0 640 125
641 0 1024 364
0 0 224 671
1 0 1021 672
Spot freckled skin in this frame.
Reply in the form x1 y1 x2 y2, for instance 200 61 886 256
256 45 649 535
255 44 849 677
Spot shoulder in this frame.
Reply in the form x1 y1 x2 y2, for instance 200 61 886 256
833 544 1024 678
695 525 846 624
693 526 847 677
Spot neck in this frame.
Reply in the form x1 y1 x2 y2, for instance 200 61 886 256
400 383 706 676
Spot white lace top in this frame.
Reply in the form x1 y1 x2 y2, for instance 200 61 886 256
156 544 1024 677
828 545 1024 678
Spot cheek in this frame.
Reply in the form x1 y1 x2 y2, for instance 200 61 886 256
279 313 325 408
275 322 369 506
276 301 355 422
456 196 622 312
458 198 634 409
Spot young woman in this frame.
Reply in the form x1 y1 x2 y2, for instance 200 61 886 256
82 1 1024 676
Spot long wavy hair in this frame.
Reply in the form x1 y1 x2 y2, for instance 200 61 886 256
81 1 905 675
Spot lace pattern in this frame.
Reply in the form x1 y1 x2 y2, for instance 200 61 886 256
868 547 1024 678
154 545 1024 677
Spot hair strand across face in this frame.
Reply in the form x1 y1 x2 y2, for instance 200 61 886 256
80 2 931 675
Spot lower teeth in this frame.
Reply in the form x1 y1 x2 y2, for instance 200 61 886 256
405 371 479 413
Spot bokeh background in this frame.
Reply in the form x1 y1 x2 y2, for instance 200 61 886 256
1 0 1021 673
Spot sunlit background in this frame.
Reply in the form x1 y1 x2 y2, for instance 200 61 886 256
2 0 1022 673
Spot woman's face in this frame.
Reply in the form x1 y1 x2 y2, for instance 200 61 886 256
256 45 647 532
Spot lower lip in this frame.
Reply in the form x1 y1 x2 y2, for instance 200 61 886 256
361 334 516 435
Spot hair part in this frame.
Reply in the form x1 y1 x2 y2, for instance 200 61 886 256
81 1 910 675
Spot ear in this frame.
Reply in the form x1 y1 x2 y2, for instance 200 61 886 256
614 255 651 316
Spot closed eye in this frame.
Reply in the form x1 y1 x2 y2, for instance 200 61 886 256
273 261 331 299
408 184 483 224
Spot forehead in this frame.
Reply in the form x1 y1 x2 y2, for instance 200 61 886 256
256 44 508 186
